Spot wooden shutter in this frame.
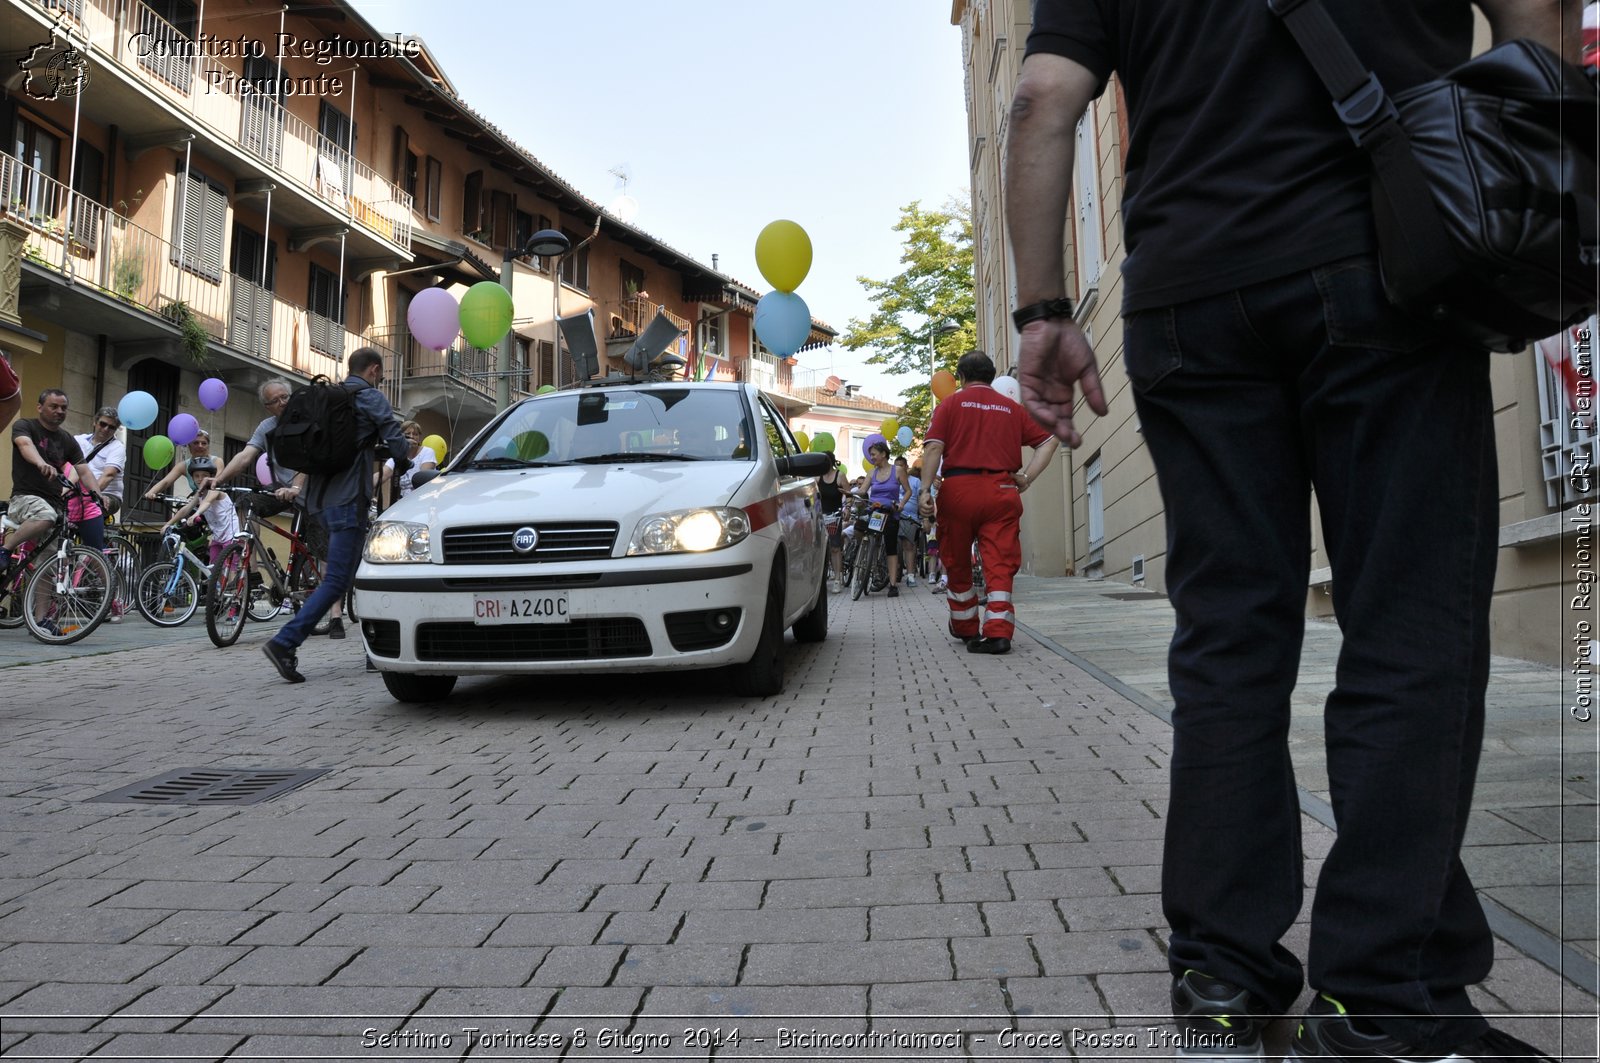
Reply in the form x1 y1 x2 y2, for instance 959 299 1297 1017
425 157 442 220
463 170 484 237
392 126 408 184
490 189 512 249
200 179 225 282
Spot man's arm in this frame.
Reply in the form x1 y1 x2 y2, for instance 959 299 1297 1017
1477 0 1581 62
1005 52 1111 449
0 392 18 435
917 442 945 516
1014 437 1062 494
201 444 261 492
143 464 184 499
12 432 56 483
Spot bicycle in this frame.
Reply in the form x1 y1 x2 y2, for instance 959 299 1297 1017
133 497 263 627
205 488 330 647
0 482 116 644
850 501 897 601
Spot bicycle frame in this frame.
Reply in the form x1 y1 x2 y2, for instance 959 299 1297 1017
225 489 320 607
156 529 212 591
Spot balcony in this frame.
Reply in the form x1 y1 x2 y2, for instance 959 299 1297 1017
24 0 412 253
367 325 533 413
6 149 368 382
608 294 690 340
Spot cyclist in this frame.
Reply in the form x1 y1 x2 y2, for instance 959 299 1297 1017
3 389 101 577
143 429 218 502
862 440 911 598
895 456 922 588
161 468 238 567
73 407 126 521
816 452 845 593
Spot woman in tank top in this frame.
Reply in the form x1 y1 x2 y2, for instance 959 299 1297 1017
863 441 911 597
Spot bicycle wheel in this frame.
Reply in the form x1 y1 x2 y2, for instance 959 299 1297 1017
852 535 877 600
0 565 28 629
245 569 280 622
25 546 114 645
289 552 333 636
103 534 140 604
134 562 199 626
206 541 251 647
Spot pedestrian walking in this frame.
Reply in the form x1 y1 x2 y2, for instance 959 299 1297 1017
918 351 1059 655
261 349 408 683
1004 2 1571 1059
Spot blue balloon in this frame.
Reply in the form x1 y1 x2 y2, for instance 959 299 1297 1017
117 391 159 431
896 425 913 447
754 290 811 358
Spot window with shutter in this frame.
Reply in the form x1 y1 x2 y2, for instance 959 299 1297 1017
463 171 485 239
308 263 346 359
559 228 588 291
537 339 555 389
1074 113 1103 294
393 126 417 199
425 156 442 221
490 189 512 249
169 164 226 283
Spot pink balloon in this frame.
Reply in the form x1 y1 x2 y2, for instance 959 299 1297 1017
255 453 273 486
407 287 461 351
167 413 199 446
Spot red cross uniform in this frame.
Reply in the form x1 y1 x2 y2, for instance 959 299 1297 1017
925 383 1052 641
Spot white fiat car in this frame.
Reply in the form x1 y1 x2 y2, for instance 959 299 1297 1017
356 380 832 703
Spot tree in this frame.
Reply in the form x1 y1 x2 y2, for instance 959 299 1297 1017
841 198 976 436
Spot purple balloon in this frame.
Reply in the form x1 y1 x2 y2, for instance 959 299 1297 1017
255 453 273 486
862 432 887 459
408 287 461 351
198 377 228 410
168 413 200 446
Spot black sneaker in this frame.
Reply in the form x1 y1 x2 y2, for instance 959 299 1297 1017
1290 994 1556 1061
262 640 305 684
887 585 899 598
328 618 346 639
1171 970 1269 1060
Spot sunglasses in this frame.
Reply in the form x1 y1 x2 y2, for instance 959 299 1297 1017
96 421 117 430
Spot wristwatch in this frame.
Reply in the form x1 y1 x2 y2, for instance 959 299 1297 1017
1012 298 1075 331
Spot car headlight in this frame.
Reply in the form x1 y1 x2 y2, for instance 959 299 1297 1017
364 521 431 563
627 507 751 555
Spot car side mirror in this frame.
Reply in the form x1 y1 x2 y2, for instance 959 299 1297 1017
410 468 440 489
777 452 834 478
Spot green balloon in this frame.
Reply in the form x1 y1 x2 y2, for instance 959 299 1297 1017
512 431 550 460
143 434 175 469
458 281 515 349
810 431 835 454
537 384 557 394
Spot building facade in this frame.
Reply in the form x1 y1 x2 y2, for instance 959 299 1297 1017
952 0 1598 665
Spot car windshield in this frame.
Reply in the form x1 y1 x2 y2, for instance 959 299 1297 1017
462 387 756 466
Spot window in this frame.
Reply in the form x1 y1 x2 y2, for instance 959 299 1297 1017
537 339 555 390
170 163 226 283
514 208 533 257
239 54 284 166
424 156 442 221
699 313 723 360
1535 320 1599 507
1074 112 1103 296
318 101 355 154
1085 452 1105 546
136 0 197 89
757 396 796 459
307 263 346 358
620 260 646 303
559 228 588 290
530 213 554 272
229 223 275 357
490 189 513 250
463 170 485 239
392 126 418 200
9 115 61 222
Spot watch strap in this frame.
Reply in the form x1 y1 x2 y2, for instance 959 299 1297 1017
1011 297 1076 331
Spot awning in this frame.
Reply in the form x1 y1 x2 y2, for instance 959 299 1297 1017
407 230 499 287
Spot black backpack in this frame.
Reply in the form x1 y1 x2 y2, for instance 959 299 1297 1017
269 376 371 477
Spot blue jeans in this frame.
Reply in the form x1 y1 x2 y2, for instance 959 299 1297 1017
271 501 363 651
1131 257 1495 1051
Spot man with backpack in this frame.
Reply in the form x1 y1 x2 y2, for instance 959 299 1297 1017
262 348 408 684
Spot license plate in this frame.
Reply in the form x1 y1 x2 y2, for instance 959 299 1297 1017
867 511 887 532
473 592 570 624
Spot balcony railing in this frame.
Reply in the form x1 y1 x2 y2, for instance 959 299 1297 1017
745 351 823 399
609 295 689 339
4 149 366 384
34 0 412 252
367 326 533 409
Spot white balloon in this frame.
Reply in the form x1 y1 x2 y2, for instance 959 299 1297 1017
993 375 1022 401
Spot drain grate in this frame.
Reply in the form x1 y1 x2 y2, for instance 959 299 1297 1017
87 768 330 806
1103 591 1167 601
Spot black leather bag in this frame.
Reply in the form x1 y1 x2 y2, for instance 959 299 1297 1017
1271 0 1599 352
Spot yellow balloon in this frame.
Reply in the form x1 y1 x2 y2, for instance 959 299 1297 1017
794 431 811 452
754 220 813 293
880 417 900 440
421 433 449 460
863 457 874 473
931 370 959 402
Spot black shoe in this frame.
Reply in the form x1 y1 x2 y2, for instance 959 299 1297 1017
967 636 1011 655
328 618 346 639
262 640 305 684
1290 994 1556 1061
1171 970 1269 1060
887 585 899 598
949 622 976 644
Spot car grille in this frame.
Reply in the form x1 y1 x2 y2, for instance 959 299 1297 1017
441 522 619 564
362 619 400 658
415 618 650 661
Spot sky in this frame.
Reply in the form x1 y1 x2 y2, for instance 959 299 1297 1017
349 0 974 403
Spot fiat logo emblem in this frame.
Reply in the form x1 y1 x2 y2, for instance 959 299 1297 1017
511 526 539 554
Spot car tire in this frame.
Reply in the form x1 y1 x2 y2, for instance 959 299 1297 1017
792 565 828 644
382 672 458 703
731 568 785 697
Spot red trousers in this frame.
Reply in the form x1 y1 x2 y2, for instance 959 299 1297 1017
938 475 1022 640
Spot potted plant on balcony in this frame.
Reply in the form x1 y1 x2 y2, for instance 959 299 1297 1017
160 299 212 367
111 250 144 302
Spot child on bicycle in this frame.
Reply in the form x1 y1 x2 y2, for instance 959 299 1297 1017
162 462 238 565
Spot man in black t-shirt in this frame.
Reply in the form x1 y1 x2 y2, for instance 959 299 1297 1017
1005 2 1575 1061
4 389 97 573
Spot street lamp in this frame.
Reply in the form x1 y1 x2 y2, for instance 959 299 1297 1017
498 228 571 410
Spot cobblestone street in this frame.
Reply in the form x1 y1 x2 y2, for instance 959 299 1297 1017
0 586 1592 1061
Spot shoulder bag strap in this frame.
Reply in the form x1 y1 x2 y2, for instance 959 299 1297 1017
1267 0 1462 308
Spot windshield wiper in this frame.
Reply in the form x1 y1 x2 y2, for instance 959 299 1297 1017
573 452 698 464
463 457 575 469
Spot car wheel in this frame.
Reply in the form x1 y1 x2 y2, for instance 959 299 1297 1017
792 564 828 644
382 672 458 703
731 568 785 697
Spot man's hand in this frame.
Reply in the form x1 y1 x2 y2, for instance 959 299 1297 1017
1018 319 1108 449
273 485 300 502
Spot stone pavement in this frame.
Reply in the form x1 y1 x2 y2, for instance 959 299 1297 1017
0 583 1592 1061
